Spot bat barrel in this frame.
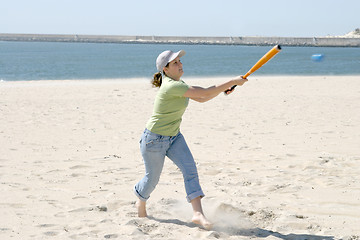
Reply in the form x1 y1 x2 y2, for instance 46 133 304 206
224 45 281 95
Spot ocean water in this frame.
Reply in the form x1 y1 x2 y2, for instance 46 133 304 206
0 41 359 81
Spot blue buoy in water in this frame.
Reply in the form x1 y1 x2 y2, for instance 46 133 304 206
311 54 324 62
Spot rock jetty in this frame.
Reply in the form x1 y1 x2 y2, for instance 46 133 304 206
1 33 359 47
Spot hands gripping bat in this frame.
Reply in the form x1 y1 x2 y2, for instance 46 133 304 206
224 45 282 94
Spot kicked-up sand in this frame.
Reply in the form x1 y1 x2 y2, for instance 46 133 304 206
0 76 359 239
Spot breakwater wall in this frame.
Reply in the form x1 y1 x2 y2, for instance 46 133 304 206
1 33 360 47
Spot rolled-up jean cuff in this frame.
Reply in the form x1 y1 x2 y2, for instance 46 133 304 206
134 186 149 202
186 190 205 203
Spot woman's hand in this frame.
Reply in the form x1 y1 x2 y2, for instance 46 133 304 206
224 76 248 95
232 75 248 86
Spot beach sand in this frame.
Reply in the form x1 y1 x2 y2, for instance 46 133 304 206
1 76 359 239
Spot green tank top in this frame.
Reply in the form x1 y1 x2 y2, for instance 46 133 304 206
146 76 190 136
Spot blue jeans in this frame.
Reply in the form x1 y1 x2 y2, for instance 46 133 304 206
134 129 204 202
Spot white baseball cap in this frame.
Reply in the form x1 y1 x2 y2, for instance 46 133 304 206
156 50 186 72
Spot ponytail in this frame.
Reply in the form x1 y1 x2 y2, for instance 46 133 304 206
151 71 162 88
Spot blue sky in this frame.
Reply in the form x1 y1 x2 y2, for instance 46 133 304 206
1 0 359 37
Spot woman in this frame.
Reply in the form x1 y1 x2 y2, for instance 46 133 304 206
134 50 247 230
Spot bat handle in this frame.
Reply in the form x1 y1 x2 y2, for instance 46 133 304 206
224 85 237 95
224 73 250 95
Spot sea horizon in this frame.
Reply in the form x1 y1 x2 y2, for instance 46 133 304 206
1 41 360 81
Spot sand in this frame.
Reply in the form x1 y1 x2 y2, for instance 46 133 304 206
1 76 359 239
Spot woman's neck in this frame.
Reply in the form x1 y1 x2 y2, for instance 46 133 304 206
164 74 180 81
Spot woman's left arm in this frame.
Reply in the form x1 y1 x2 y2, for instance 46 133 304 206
185 81 240 103
183 76 246 103
188 86 221 103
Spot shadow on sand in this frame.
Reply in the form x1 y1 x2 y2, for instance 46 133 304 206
148 216 334 240
232 227 334 240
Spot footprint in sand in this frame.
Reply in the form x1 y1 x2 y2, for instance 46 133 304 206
104 234 118 239
69 165 91 170
70 173 84 177
37 224 56 228
72 195 87 200
126 219 159 235
43 231 58 236
68 207 93 213
37 224 59 237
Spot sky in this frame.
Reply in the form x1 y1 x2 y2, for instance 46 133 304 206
1 0 359 37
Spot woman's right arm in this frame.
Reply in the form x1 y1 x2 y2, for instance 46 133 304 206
183 76 248 101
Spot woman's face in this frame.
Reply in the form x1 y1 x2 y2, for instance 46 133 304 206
164 57 183 80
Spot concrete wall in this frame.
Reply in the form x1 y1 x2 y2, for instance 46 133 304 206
1 33 359 47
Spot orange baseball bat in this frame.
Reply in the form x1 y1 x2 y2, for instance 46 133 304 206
224 45 282 94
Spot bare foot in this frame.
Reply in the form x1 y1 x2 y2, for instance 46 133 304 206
136 199 147 217
192 211 213 230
